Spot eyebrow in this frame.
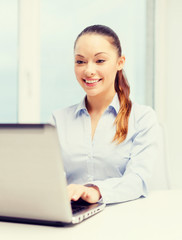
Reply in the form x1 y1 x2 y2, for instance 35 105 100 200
75 52 108 58
95 52 108 56
75 54 85 58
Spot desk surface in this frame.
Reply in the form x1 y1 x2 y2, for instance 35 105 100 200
1 190 182 240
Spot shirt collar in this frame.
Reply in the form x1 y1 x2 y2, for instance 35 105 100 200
75 94 120 117
107 94 120 115
75 96 88 116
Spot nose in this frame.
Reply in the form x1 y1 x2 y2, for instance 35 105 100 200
84 62 95 77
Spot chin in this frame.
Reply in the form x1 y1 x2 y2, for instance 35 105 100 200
85 90 104 98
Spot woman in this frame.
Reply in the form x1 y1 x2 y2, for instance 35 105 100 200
52 25 159 204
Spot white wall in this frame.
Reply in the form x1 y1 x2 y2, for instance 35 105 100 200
155 0 182 189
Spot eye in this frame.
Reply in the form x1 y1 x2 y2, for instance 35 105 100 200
96 59 105 63
75 60 85 64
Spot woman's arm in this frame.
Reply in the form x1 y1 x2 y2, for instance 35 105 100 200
89 109 160 204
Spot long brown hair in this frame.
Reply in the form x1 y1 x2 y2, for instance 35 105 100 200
74 25 132 144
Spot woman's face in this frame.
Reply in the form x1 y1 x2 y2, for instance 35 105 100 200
74 34 125 99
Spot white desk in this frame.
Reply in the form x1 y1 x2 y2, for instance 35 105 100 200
1 190 182 240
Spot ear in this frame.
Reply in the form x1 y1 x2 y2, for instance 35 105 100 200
117 55 125 71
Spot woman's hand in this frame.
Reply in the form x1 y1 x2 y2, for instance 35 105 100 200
67 184 101 203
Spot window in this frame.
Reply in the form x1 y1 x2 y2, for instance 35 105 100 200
40 0 149 122
0 1 18 123
0 0 155 123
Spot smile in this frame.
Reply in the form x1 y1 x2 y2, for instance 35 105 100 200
83 78 102 84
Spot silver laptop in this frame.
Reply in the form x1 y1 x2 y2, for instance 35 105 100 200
0 124 105 226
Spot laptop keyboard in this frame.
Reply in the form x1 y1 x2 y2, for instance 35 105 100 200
71 199 90 214
71 204 88 214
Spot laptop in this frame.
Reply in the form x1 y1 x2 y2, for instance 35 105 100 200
0 124 105 226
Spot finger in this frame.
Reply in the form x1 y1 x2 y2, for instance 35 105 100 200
81 186 101 203
80 191 89 200
71 190 85 201
68 185 86 201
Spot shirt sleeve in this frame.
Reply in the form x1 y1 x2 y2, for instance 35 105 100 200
87 107 160 204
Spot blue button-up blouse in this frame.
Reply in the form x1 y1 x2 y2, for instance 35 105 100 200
51 94 160 204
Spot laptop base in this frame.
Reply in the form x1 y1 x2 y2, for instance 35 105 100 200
0 215 72 227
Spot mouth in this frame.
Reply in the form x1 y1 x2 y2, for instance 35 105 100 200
83 78 102 84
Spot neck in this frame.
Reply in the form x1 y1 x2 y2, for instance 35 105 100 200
86 90 116 114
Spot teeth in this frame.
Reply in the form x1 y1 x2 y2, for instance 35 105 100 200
85 79 100 83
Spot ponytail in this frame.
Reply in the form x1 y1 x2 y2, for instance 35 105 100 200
113 69 132 144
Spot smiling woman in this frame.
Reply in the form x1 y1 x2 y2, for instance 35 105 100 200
51 25 159 205
73 26 131 143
